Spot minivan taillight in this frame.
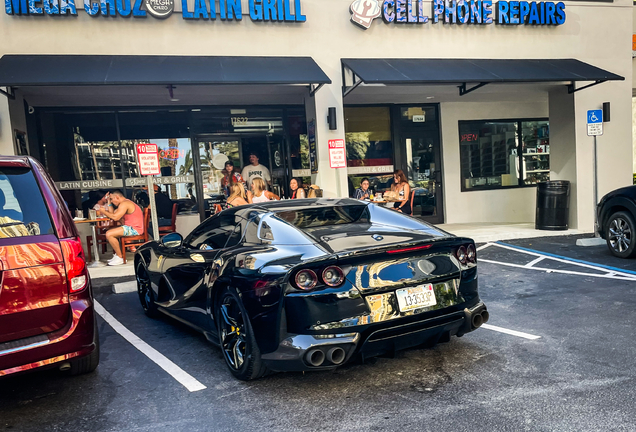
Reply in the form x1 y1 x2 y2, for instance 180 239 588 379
61 237 88 293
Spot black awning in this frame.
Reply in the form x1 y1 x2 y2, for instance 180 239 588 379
341 58 624 96
0 55 331 87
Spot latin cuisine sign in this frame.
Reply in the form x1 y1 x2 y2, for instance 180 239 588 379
5 0 306 22
350 0 565 30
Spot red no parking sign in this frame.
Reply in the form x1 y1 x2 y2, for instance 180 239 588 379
136 143 161 176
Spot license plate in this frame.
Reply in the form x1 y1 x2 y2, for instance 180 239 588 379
395 284 436 313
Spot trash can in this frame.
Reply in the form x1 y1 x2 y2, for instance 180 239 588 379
535 180 570 230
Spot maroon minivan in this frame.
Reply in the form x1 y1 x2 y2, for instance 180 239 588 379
0 156 98 377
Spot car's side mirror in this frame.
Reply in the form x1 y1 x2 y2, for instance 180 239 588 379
161 232 183 248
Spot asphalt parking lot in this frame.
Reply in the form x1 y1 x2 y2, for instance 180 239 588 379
2 235 636 432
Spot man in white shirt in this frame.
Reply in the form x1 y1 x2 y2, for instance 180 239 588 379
241 152 271 189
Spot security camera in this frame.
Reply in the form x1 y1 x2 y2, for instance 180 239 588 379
28 106 34 115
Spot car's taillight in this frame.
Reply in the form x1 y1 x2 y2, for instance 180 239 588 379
61 237 88 293
294 269 317 290
456 246 467 265
466 244 477 263
322 266 344 287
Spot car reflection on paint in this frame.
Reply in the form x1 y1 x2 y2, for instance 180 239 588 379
134 198 488 380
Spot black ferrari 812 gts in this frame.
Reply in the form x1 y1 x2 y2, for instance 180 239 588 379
134 198 488 380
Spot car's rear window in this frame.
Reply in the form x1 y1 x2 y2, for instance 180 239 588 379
0 167 54 238
275 205 369 229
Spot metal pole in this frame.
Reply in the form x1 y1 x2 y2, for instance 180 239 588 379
147 175 160 240
593 135 599 237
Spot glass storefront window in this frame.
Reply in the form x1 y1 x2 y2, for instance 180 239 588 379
459 119 549 191
521 120 550 185
345 107 393 196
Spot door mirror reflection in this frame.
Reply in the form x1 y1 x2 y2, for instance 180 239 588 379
161 232 183 248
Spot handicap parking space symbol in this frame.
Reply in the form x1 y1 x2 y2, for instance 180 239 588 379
587 110 603 124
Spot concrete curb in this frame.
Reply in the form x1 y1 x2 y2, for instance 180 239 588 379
113 281 137 294
576 237 606 247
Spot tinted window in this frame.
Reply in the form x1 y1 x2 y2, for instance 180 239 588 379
186 213 240 249
0 168 54 238
275 205 369 229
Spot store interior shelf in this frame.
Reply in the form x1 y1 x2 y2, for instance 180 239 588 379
523 153 549 156
526 169 550 173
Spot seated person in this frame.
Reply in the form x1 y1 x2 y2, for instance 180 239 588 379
249 178 279 203
354 178 372 200
144 184 174 235
97 190 144 267
289 178 306 199
226 183 250 208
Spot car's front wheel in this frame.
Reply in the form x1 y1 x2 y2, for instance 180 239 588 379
136 261 159 318
215 286 270 381
606 211 636 258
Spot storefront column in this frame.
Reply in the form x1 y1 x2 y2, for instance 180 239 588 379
305 85 347 198
548 87 579 229
0 98 12 155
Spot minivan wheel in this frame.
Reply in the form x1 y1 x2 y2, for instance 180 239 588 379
69 317 100 376
136 262 159 318
606 211 636 258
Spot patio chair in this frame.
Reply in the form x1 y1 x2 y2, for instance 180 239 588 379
120 207 150 264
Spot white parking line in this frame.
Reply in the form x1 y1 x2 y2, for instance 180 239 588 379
94 300 207 393
476 243 495 252
524 256 546 268
490 242 636 280
479 258 636 281
481 324 541 340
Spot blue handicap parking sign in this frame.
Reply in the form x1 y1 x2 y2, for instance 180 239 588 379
587 110 603 124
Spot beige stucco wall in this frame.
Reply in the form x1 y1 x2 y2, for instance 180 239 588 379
441 100 548 224
0 0 632 229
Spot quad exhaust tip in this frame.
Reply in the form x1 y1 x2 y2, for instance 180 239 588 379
327 347 346 365
305 349 326 367
471 310 489 329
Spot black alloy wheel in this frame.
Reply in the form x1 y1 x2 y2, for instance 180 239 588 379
216 286 270 381
136 262 159 318
606 211 636 258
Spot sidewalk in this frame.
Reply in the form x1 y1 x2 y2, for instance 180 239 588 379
435 222 588 243
87 251 135 280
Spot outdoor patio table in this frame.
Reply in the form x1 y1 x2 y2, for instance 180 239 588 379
74 218 109 268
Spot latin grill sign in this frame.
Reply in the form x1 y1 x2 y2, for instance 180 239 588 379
136 143 161 176
350 0 565 29
4 0 306 22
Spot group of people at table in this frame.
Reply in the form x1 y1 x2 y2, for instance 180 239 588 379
226 154 413 215
79 151 412 265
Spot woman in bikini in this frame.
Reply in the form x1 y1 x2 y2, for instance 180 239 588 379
391 169 412 215
249 178 279 203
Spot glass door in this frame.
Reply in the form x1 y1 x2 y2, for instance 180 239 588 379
194 136 241 219
397 106 444 224
266 134 287 198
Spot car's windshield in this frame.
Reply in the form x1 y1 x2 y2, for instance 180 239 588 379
275 205 369 229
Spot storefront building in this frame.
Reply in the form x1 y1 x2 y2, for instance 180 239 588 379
0 0 632 232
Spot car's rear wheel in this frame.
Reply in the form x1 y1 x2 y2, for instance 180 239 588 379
136 261 158 318
69 317 100 375
215 286 270 381
606 211 636 258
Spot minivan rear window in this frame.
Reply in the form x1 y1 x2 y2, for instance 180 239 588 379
0 167 54 238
